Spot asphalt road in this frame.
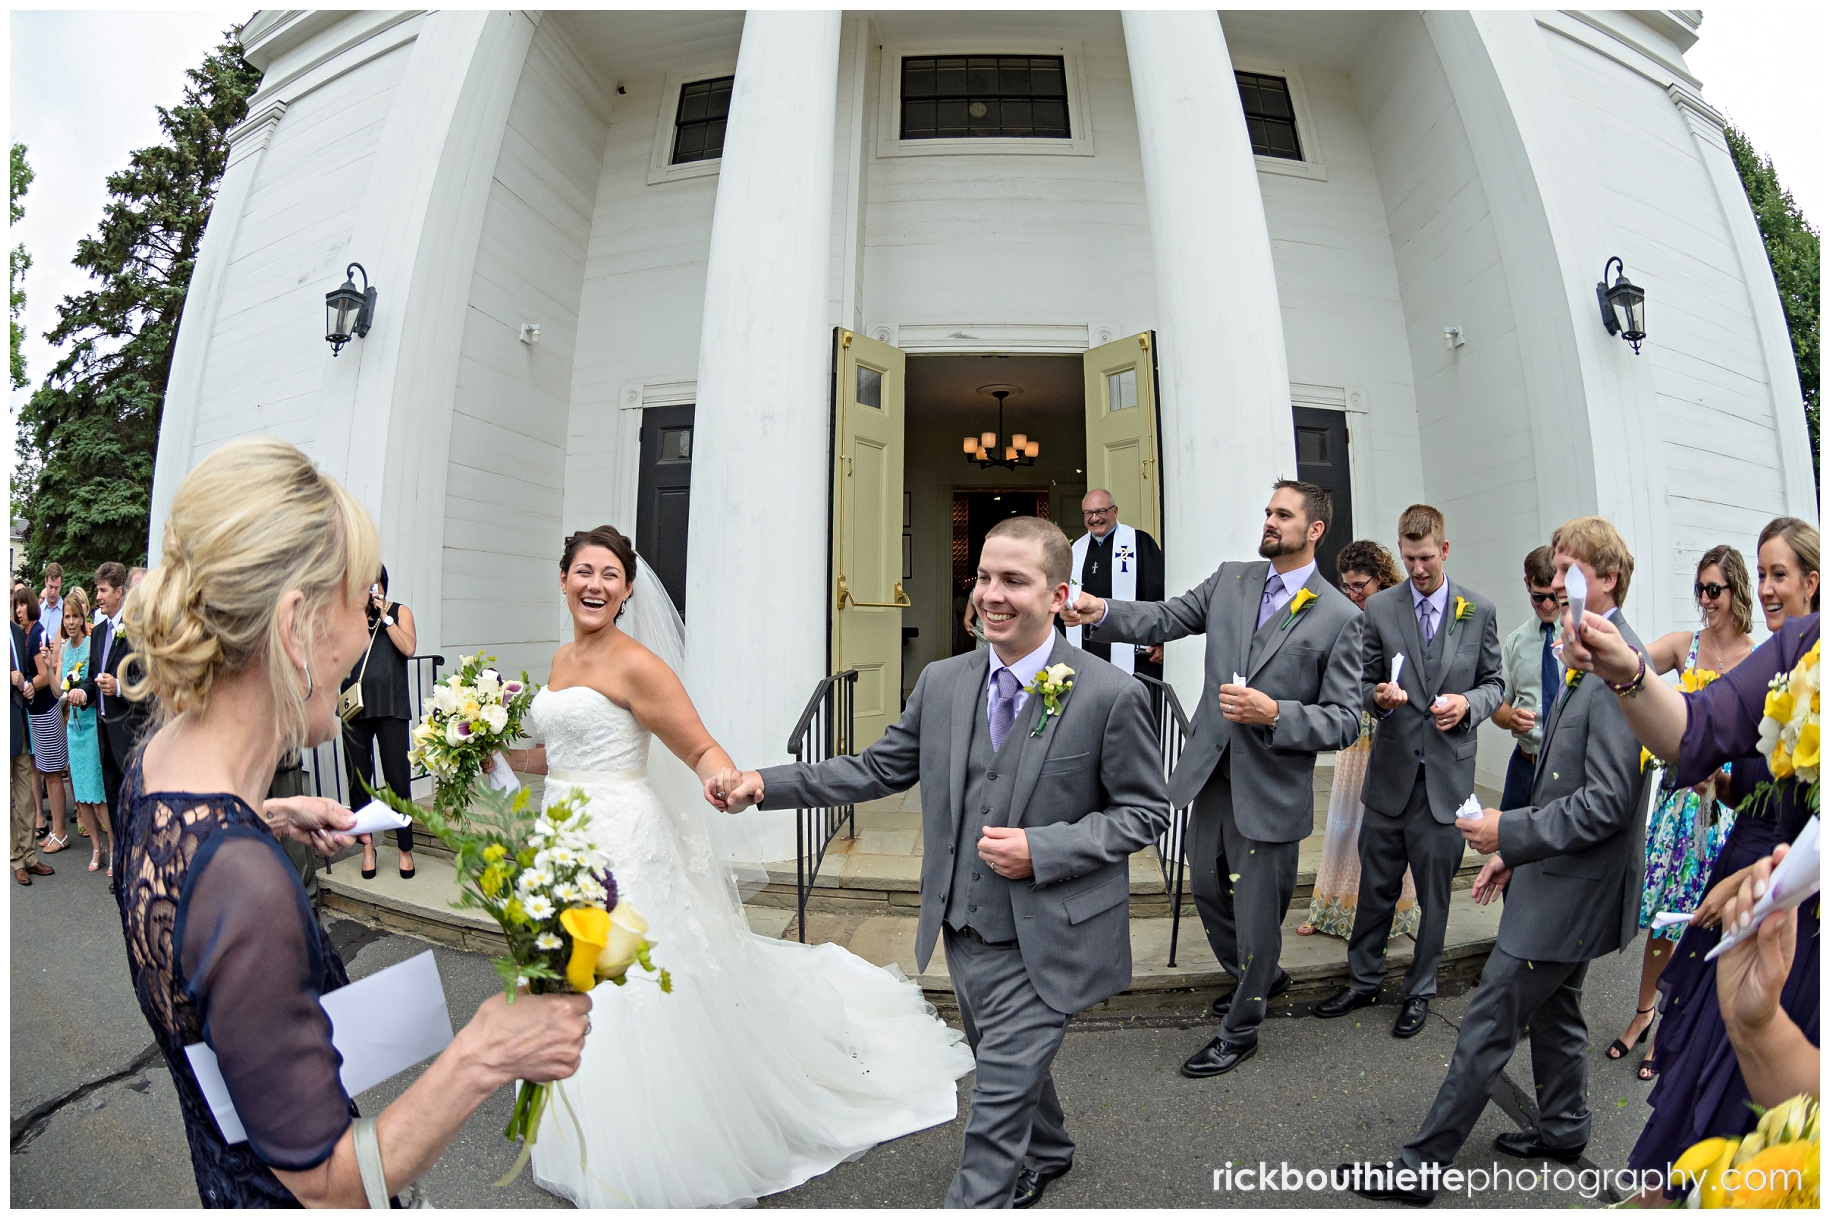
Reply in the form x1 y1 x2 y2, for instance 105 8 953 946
12 854 1665 1209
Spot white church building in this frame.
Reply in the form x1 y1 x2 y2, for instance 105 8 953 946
151 9 1815 857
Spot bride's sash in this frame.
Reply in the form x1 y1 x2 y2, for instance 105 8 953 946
548 766 648 786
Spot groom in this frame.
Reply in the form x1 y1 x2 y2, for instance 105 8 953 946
715 515 1169 1208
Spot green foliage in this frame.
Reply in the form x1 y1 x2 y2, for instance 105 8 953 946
1725 126 1820 482
11 33 260 580
10 143 33 391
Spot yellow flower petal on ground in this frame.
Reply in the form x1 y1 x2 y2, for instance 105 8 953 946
560 906 611 992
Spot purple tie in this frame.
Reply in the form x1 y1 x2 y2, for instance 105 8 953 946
1418 598 1437 644
989 668 1020 752
1256 573 1285 629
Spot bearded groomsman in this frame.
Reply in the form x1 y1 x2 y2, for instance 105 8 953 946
1315 505 1503 1038
1064 489 1165 680
1064 480 1362 1077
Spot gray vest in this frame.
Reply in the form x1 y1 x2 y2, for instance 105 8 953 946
944 682 1025 942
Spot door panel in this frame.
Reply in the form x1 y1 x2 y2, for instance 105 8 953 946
1292 405 1353 590
832 329 907 748
635 404 695 612
1083 332 1162 540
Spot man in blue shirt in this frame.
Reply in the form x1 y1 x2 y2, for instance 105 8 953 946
1494 546 1560 810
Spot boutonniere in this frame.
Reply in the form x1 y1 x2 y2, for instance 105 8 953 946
1281 587 1318 632
1564 668 1583 695
1026 663 1075 736
1447 595 1475 636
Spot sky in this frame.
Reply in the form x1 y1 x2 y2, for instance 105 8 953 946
6 5 1824 421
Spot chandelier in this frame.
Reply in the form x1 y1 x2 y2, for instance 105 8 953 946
962 389 1039 470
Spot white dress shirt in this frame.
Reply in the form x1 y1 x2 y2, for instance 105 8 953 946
986 636 1056 730
1262 559 1317 620
1410 577 1451 640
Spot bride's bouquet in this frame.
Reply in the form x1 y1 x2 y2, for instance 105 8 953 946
410 653 539 821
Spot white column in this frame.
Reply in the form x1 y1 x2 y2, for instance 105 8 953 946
684 11 842 859
1123 11 1294 705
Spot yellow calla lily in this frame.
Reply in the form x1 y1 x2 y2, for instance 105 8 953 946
560 906 611 993
595 901 653 980
1674 1137 1733 1186
1700 1137 1743 1208
1793 723 1819 772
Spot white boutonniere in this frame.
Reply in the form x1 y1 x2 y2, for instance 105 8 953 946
1026 663 1075 736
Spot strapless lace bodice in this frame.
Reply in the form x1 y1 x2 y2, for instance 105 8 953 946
528 686 650 772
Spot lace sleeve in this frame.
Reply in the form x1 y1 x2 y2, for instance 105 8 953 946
177 826 352 1171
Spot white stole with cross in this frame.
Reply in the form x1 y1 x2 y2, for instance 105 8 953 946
1067 522 1138 674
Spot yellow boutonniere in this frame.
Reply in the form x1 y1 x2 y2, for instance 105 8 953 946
1281 587 1318 632
1447 594 1475 636
1026 663 1075 736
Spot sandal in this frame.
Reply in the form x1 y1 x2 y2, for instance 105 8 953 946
88 847 102 873
42 831 70 855
1295 921 1316 936
1606 1005 1656 1060
1638 1052 1659 1081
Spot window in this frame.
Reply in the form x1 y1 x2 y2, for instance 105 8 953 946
658 427 693 463
670 76 733 165
900 55 1070 140
1236 72 1301 161
1106 369 1138 413
857 366 883 409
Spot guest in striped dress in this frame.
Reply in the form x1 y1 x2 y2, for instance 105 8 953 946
19 588 71 854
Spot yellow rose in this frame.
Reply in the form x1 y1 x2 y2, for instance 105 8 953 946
1770 739 1796 780
560 906 611 993
594 902 653 981
1766 688 1797 724
1727 1139 1818 1208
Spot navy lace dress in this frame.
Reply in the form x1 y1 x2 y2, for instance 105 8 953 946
115 755 357 1207
1628 615 1820 1184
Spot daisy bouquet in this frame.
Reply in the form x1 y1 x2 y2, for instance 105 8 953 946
411 652 540 821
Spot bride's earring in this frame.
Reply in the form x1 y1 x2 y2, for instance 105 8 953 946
616 592 631 622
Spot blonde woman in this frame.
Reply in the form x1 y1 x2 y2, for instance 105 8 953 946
117 437 588 1207
55 588 111 872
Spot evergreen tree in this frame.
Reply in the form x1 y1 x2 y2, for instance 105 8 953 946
1725 125 1820 482
10 143 32 390
11 33 260 577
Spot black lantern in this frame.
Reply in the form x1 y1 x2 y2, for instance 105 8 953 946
325 262 377 357
962 390 1039 470
1596 256 1646 354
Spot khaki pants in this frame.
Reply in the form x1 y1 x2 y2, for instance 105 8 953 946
11 752 39 870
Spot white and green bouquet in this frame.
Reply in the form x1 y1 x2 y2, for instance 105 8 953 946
410 652 539 821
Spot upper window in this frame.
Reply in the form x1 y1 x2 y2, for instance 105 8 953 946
670 76 733 165
1235 72 1302 161
899 55 1070 140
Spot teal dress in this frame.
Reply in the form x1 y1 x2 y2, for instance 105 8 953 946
62 638 106 804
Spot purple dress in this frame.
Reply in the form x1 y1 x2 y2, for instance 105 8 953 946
1628 614 1819 1184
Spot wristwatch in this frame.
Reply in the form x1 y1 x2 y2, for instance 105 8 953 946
381 615 395 627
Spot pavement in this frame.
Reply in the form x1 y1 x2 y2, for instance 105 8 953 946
12 830 1665 1210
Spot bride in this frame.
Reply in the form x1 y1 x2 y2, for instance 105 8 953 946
502 525 972 1208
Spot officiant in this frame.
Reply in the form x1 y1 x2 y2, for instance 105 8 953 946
1063 489 1165 679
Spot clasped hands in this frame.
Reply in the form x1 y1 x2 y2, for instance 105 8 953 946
1374 682 1470 730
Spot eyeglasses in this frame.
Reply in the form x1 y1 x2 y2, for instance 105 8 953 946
1082 506 1116 517
1528 591 1559 606
1695 582 1729 600
1342 576 1377 596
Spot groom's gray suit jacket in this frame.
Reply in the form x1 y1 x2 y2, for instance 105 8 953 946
757 637 1169 1015
1089 560 1363 841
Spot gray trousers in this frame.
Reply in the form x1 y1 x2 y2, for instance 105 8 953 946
1346 770 1464 999
1189 765 1301 1044
1403 947 1591 1168
943 925 1073 1209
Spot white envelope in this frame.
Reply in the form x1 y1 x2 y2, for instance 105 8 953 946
349 800 411 837
187 950 456 1143
1706 815 1820 962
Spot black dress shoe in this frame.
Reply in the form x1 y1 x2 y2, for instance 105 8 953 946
1181 1036 1257 1078
1012 1161 1071 1208
1493 1129 1585 1164
1314 986 1380 1019
1344 1162 1436 1206
1209 970 1291 1019
1392 997 1430 1038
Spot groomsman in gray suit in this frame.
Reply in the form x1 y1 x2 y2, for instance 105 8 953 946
1315 504 1503 1037
716 515 1169 1209
1064 481 1362 1077
1352 517 1652 1206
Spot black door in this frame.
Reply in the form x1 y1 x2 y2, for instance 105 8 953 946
636 404 695 613
1292 406 1353 590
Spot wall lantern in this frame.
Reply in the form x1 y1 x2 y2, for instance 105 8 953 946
1595 256 1646 354
325 262 377 357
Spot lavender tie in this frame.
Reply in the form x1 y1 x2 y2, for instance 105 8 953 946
989 668 1020 752
1418 599 1437 644
1256 573 1285 629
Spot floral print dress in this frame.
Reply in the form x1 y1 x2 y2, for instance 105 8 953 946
1638 631 1737 940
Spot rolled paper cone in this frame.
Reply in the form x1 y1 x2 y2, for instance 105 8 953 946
1390 654 1405 685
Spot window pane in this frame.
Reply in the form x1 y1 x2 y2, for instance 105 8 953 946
902 100 936 138
936 99 968 136
856 367 883 409
1033 99 1068 137
1001 99 1033 135
707 79 733 118
969 60 997 94
671 76 736 165
1031 61 1066 97
899 53 1071 141
1296 428 1327 464
903 63 935 98
1236 72 1302 160
1107 368 1138 413
660 427 693 463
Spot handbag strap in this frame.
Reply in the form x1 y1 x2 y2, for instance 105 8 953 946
352 1115 391 1209
353 617 383 687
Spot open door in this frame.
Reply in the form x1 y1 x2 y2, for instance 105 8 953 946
1083 331 1163 539
832 329 907 748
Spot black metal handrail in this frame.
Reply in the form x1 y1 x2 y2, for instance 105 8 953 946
786 669 860 943
1134 674 1193 966
299 654 445 808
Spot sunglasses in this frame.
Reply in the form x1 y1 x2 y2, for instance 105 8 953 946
1528 591 1559 607
1695 582 1729 600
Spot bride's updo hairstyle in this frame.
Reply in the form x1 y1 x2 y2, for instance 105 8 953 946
560 526 638 620
122 436 380 750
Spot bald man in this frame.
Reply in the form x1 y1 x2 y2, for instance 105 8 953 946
1064 490 1165 680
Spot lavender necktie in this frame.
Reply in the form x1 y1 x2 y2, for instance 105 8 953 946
1418 598 1437 644
1256 573 1285 629
989 668 1020 752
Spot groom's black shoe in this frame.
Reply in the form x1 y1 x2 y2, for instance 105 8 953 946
1209 970 1290 1019
1345 1161 1436 1206
1392 997 1431 1038
1493 1129 1586 1164
1314 986 1380 1019
1180 1036 1256 1078
1012 1161 1071 1209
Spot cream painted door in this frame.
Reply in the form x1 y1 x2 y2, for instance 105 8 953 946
832 329 907 749
1083 331 1163 538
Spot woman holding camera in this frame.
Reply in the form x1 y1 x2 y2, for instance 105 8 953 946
340 566 417 879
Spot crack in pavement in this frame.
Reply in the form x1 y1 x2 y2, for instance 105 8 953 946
11 1043 162 1153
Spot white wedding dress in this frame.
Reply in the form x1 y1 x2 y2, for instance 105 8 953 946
524 685 973 1208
